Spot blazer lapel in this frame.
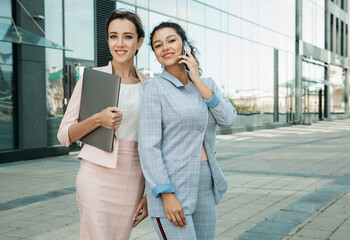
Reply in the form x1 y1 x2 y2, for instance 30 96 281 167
107 61 149 85
161 69 184 88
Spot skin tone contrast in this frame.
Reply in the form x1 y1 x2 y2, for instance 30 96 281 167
151 27 215 228
67 18 147 228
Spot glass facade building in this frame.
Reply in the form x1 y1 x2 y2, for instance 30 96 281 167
0 0 15 151
0 0 349 162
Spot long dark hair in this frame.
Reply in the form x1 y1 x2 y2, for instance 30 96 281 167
150 22 202 75
106 9 145 55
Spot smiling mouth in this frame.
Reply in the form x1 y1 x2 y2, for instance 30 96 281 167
163 52 174 58
115 50 127 56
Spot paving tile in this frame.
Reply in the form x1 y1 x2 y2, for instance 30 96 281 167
2 119 350 239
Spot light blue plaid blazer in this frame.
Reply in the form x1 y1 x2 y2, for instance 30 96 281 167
138 69 237 217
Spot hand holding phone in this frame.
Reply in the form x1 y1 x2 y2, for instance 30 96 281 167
182 41 191 56
178 41 201 82
181 41 191 69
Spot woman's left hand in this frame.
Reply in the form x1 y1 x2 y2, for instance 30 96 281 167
132 195 148 228
178 49 201 83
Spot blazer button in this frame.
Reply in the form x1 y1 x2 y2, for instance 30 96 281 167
200 127 205 132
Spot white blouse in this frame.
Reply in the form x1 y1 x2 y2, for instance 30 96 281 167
116 82 143 142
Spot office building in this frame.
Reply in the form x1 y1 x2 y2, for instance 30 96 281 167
0 0 349 162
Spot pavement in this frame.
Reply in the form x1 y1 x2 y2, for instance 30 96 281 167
0 119 350 240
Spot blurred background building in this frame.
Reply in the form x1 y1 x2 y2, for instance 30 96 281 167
0 0 349 162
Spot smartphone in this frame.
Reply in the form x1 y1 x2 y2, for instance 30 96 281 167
182 41 191 56
182 41 191 69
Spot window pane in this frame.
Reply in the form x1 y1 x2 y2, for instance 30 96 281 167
228 36 241 95
228 0 241 17
121 0 136 5
116 2 135 11
45 0 64 145
206 0 220 9
0 53 14 150
258 0 275 30
242 21 253 40
188 23 206 77
228 15 241 37
136 0 148 8
150 0 176 17
0 0 11 19
188 1 205 26
315 5 325 48
205 6 220 30
0 0 15 150
177 0 188 21
257 44 274 123
220 33 229 95
136 9 150 75
329 65 345 115
241 0 258 23
303 0 313 44
278 50 288 119
221 12 228 32
205 29 221 81
65 0 94 60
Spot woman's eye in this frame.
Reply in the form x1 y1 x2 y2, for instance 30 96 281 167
154 44 161 49
109 35 116 39
169 39 176 43
125 35 133 39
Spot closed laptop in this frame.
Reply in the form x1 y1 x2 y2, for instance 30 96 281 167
79 68 121 152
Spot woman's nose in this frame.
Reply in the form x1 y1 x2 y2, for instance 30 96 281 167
163 43 169 50
117 38 124 46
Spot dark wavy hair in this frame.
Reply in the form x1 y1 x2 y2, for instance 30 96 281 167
106 9 145 56
150 22 202 75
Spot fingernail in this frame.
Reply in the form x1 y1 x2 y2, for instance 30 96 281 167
132 216 136 221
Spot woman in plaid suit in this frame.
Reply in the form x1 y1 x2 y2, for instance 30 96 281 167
138 22 237 240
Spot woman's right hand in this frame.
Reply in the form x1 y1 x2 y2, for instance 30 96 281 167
95 106 123 130
161 193 187 228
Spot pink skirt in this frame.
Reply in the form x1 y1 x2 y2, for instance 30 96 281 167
76 140 145 240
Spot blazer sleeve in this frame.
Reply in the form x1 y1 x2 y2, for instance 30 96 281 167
57 76 83 146
138 80 175 198
203 77 237 128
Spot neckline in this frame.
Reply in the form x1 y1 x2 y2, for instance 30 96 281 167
121 82 142 86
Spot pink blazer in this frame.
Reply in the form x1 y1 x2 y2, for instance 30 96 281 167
57 61 149 168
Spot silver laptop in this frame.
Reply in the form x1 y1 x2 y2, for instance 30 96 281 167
78 68 121 152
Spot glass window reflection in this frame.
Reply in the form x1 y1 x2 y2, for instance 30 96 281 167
205 6 220 30
45 0 64 145
136 8 150 75
188 1 205 26
0 0 15 150
0 52 15 150
116 2 135 11
205 29 221 80
150 0 176 17
65 0 94 60
188 23 206 77
329 65 345 115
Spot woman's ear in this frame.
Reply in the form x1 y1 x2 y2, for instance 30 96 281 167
136 38 144 51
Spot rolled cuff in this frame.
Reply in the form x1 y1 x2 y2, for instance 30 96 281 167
204 92 220 108
152 183 175 198
57 124 73 147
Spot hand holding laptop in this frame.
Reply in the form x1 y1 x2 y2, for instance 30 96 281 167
95 107 123 130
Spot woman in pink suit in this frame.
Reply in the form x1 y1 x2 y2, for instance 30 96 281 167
57 10 149 240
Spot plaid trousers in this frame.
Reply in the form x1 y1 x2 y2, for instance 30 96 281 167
152 161 217 240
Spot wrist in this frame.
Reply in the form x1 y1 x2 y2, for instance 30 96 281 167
191 76 202 84
161 193 174 199
92 113 101 127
